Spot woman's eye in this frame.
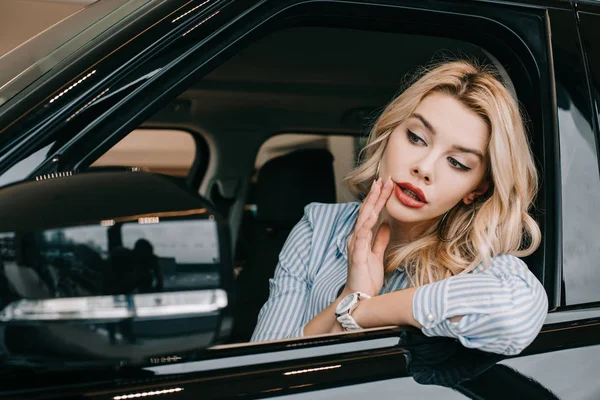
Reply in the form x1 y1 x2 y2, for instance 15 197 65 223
448 157 471 172
407 130 426 145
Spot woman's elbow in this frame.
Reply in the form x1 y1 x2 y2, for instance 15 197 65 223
494 287 548 355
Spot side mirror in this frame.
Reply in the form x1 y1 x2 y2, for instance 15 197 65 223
0 170 233 365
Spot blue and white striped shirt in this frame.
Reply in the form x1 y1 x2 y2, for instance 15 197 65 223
251 202 548 355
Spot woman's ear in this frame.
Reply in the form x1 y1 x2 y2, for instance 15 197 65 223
463 180 490 205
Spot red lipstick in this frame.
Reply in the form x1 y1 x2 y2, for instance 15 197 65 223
394 182 427 208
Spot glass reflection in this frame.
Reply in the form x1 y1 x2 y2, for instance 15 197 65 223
121 220 219 264
0 218 220 306
104 236 163 295
406 337 559 399
556 81 600 305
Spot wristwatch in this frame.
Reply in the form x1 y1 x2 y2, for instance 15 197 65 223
335 291 371 331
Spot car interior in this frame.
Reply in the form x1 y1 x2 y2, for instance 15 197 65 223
81 26 541 344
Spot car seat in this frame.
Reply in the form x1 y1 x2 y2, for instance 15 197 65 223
229 148 337 342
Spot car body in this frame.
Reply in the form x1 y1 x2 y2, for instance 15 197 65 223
0 0 599 399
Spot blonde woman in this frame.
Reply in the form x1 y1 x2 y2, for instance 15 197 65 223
251 60 548 356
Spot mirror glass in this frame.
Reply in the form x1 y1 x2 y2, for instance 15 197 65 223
0 170 231 364
1 218 222 299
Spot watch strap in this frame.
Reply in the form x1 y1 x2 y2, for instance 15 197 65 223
335 291 371 331
356 292 371 300
337 312 363 331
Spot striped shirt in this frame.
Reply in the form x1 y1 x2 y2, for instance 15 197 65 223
251 202 548 355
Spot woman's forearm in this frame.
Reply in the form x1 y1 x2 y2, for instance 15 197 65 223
353 287 421 329
303 288 353 336
304 287 421 338
304 287 423 337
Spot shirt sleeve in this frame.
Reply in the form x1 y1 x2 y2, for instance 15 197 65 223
412 254 548 355
250 211 313 342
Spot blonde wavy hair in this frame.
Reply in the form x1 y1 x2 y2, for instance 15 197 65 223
344 60 541 287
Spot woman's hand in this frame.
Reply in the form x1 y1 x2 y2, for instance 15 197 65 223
345 177 394 297
303 177 394 338
329 322 345 334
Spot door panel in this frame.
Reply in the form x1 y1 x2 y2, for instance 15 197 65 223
70 330 412 400
500 345 600 399
271 378 467 400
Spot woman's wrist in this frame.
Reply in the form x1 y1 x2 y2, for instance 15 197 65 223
331 287 368 332
340 286 378 299
339 287 355 300
350 297 373 328
352 288 420 329
329 321 345 333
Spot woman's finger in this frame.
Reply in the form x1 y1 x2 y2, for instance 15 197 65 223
347 232 355 255
372 222 391 260
350 224 372 265
361 177 393 231
372 177 394 217
356 178 382 230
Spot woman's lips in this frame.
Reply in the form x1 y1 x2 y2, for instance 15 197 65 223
394 182 427 208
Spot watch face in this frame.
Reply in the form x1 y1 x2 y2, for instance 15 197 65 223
337 293 357 314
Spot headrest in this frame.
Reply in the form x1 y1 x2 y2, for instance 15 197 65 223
256 148 336 226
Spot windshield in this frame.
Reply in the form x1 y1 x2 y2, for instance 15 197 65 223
0 0 155 108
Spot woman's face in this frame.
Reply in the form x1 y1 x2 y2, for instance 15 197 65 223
379 92 490 228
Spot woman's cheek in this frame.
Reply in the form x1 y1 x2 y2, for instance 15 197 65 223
435 174 462 206
384 158 402 177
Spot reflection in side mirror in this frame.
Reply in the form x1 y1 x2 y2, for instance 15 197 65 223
0 290 228 321
0 170 233 366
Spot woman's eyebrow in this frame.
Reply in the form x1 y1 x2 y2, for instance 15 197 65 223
452 145 484 162
410 113 437 135
410 113 484 161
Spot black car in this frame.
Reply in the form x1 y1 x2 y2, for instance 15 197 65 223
0 0 599 399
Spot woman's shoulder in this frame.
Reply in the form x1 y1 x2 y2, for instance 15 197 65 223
299 202 360 260
303 201 361 228
475 253 533 277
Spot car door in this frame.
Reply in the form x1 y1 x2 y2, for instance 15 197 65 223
1 0 600 399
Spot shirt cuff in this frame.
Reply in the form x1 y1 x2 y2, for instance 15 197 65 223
412 278 457 338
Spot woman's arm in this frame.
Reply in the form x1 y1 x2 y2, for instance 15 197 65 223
352 286 420 329
351 254 548 355
250 213 314 342
304 178 394 336
303 287 352 336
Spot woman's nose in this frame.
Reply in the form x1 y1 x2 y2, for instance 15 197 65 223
411 167 431 183
411 157 434 183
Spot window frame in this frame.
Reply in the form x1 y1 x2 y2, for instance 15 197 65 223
0 0 561 383
41 1 556 302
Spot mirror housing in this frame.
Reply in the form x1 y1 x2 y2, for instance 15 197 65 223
0 170 233 365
